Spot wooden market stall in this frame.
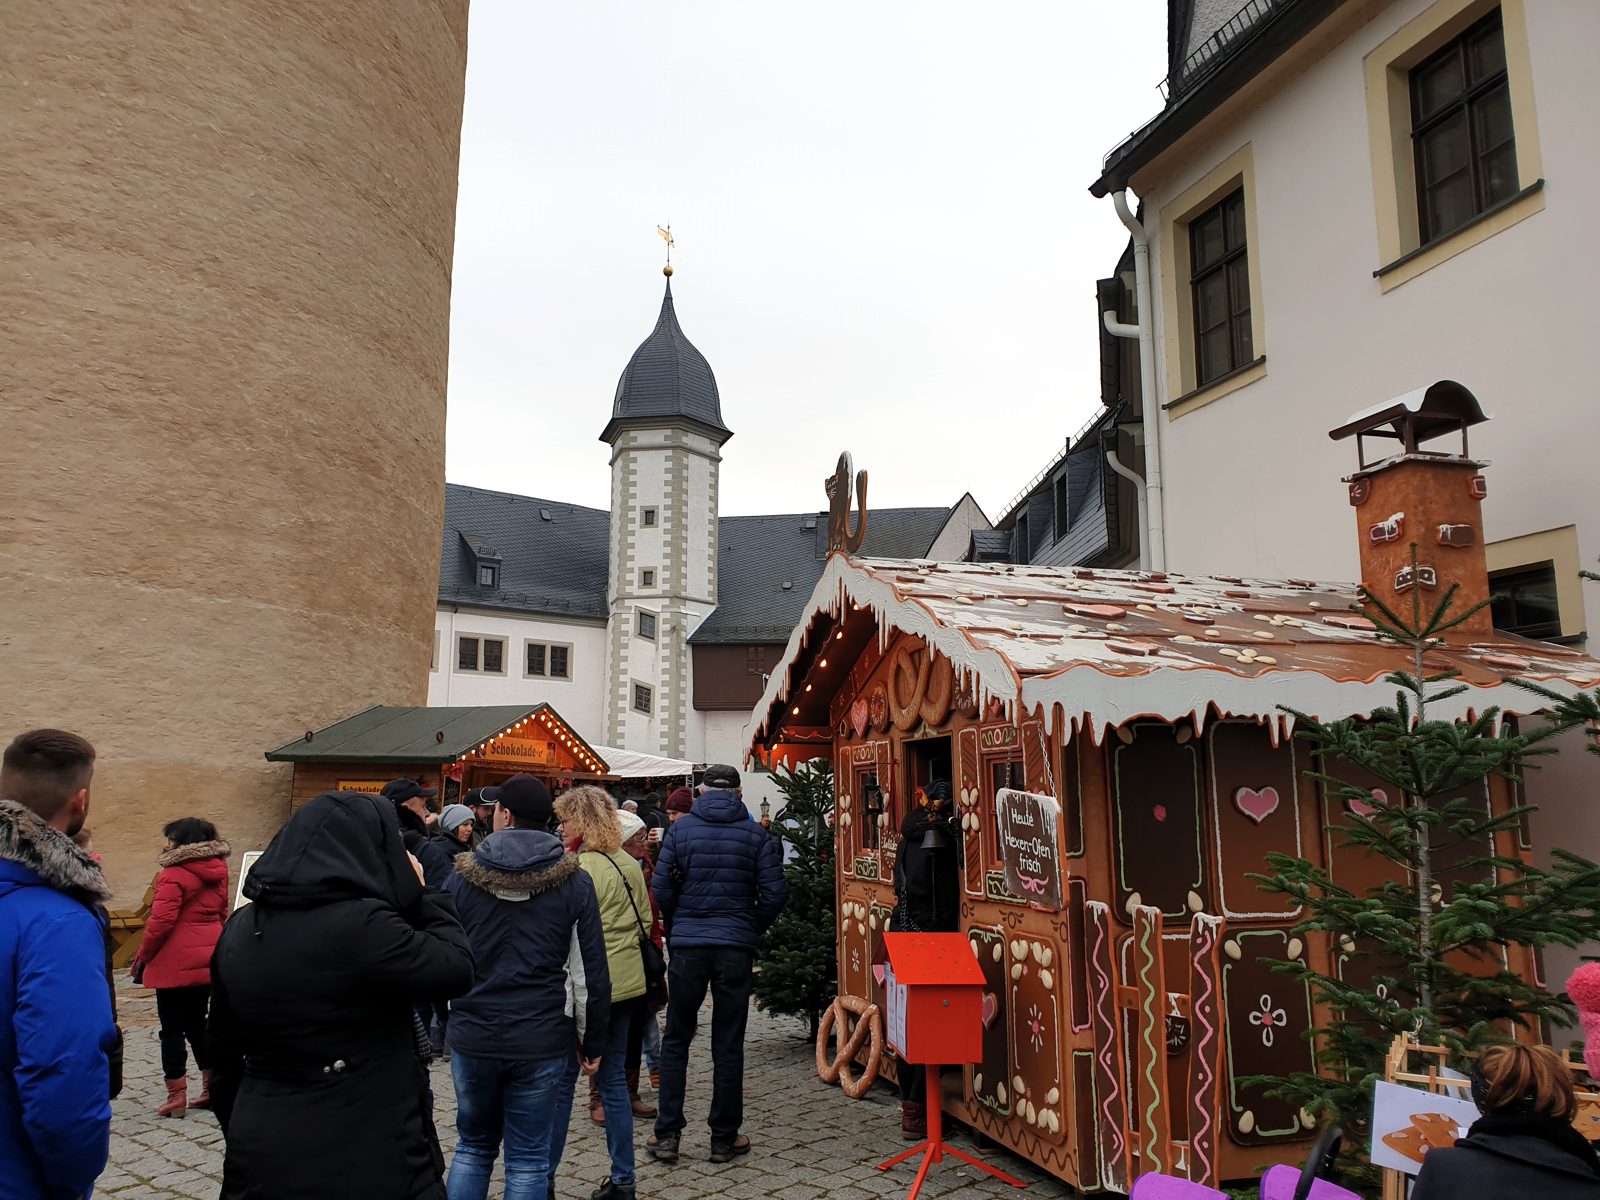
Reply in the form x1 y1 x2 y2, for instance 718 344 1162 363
266 703 609 810
748 408 1600 1193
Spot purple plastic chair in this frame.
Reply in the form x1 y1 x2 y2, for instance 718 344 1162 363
1128 1175 1226 1200
1128 1127 1362 1200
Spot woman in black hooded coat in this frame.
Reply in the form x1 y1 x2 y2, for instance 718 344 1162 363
890 781 961 1140
208 791 474 1200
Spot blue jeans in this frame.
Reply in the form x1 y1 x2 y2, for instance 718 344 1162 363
596 998 643 1185
447 1051 577 1200
642 1009 661 1069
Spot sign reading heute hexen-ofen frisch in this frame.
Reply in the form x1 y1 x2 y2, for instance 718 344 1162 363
996 787 1064 910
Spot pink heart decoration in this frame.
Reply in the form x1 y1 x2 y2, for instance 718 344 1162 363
850 699 869 739
873 963 886 987
1234 786 1280 824
981 991 999 1029
1152 804 1168 823
1349 787 1386 818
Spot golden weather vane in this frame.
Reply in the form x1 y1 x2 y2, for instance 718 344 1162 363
657 224 674 276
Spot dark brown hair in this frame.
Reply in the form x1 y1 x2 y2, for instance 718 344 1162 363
1 729 96 819
1478 1043 1577 1120
163 817 219 847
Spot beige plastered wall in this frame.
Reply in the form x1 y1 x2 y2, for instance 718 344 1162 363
0 2 469 899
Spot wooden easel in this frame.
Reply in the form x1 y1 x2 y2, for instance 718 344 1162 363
1380 1034 1600 1200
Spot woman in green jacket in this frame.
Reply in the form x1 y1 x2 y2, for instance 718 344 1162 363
555 786 650 1200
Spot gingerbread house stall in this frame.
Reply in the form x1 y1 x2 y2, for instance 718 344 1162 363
747 393 1600 1193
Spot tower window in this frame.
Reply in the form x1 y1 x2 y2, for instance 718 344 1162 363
640 569 656 588
633 683 653 715
637 610 657 640
641 507 658 528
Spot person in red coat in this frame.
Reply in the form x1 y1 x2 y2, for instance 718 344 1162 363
132 817 230 1117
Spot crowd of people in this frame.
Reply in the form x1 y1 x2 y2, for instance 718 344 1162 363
0 727 787 1200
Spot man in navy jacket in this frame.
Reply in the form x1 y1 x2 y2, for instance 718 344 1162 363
648 764 787 1165
0 729 118 1200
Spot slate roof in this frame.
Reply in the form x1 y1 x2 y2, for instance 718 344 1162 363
750 558 1600 756
439 482 957 639
688 506 956 644
600 281 732 445
264 703 604 768
439 485 610 619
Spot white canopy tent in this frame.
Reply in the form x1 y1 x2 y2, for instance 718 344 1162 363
588 744 695 780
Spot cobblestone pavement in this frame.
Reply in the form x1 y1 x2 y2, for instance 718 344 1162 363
102 976 1067 1199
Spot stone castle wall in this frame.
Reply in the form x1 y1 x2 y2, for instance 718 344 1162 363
0 2 470 897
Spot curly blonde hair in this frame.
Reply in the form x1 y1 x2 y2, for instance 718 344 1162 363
554 785 622 854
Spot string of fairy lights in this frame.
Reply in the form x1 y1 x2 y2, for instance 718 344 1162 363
453 707 605 775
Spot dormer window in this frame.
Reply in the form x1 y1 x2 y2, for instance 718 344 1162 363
460 532 502 591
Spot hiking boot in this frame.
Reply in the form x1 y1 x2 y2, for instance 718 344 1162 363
590 1180 635 1200
900 1100 926 1140
648 1066 660 1089
647 1133 679 1162
708 1134 751 1163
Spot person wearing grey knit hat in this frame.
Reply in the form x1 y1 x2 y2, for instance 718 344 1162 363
439 804 476 851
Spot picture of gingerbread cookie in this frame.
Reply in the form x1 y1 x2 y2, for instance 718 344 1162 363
1381 1112 1464 1163
1572 1097 1600 1142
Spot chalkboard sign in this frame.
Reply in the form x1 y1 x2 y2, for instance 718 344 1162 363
995 787 1064 910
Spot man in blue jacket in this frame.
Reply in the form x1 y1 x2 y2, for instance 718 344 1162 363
648 764 787 1165
0 729 118 1200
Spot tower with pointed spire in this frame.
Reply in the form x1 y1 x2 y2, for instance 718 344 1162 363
600 268 733 755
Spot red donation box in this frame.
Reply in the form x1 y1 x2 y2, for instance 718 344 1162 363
882 932 984 1065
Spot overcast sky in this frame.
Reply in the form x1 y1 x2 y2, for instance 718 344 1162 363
445 2 1167 522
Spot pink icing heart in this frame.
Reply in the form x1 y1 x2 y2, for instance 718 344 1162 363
873 963 886 987
981 991 999 1029
1152 804 1167 823
850 698 869 739
1234 786 1280 824
1349 787 1386 817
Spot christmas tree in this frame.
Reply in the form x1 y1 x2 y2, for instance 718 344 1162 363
753 758 837 1038
1249 553 1600 1188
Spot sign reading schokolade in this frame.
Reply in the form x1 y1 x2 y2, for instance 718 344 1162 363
995 787 1064 910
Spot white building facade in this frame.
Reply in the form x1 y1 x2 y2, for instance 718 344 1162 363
1091 0 1600 979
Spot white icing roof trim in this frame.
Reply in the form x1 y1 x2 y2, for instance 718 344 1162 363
742 556 1600 755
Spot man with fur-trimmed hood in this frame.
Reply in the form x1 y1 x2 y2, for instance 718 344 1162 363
0 729 119 1200
443 817 611 1200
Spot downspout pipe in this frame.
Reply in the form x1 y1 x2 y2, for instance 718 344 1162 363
1109 189 1167 572
1103 441 1149 571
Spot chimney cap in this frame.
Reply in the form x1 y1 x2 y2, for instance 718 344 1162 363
1329 380 1488 446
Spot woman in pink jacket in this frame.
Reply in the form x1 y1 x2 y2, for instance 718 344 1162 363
133 817 230 1117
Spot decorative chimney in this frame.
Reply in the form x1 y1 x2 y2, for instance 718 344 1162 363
1330 381 1494 641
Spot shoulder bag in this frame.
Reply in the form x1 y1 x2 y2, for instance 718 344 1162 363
600 853 667 988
